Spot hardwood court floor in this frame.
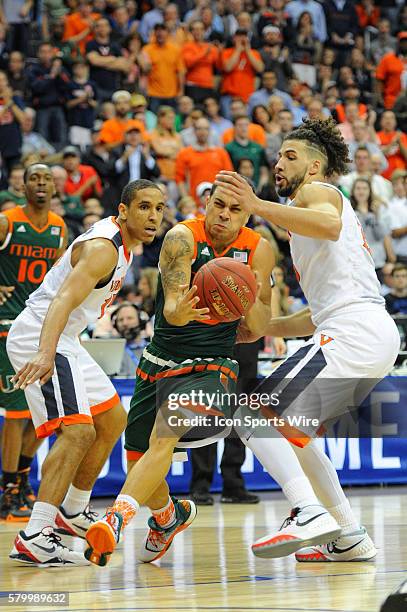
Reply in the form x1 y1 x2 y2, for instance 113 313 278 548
0 487 405 612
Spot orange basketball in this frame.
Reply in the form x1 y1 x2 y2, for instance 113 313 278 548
194 257 257 323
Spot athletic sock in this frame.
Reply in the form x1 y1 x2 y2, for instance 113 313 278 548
25 502 58 536
151 497 176 529
61 484 92 516
18 455 34 472
241 434 320 508
2 472 18 488
111 494 139 528
292 441 360 531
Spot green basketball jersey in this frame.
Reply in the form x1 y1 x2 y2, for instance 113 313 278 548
0 206 65 320
152 218 261 359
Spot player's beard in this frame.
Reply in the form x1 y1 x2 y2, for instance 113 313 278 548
276 171 307 198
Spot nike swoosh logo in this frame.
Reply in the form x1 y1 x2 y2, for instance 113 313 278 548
72 523 87 532
328 539 364 554
33 543 56 554
296 512 328 527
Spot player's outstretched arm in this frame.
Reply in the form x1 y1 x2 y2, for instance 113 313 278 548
160 224 210 326
244 237 273 336
215 172 342 241
237 307 315 344
12 239 118 389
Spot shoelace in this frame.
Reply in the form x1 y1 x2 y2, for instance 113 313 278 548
82 506 98 523
149 528 168 549
280 507 301 530
42 530 67 550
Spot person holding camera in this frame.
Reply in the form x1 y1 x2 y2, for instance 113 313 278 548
111 302 150 377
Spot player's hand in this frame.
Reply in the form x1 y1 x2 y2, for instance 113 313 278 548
11 351 55 390
165 285 210 326
0 285 15 305
214 171 260 214
236 318 261 344
272 336 286 357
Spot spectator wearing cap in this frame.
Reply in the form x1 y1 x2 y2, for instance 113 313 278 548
248 70 293 116
225 115 269 190
86 18 132 103
149 106 183 182
21 108 56 159
99 91 145 150
376 33 407 110
175 117 233 202
222 98 267 146
139 0 168 43
203 97 233 139
258 26 294 90
82 129 119 215
27 42 69 152
63 146 103 203
131 94 157 132
377 111 407 181
285 0 327 43
63 0 100 56
182 20 219 104
114 125 160 193
141 23 185 115
196 181 212 214
369 18 397 65
219 28 264 119
66 59 98 150
0 70 26 175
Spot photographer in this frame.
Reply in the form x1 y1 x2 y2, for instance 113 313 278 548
111 302 150 377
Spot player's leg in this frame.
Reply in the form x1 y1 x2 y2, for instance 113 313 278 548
18 419 43 509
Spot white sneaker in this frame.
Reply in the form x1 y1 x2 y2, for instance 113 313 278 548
295 526 377 562
9 526 90 566
139 498 197 563
252 505 341 559
55 505 99 539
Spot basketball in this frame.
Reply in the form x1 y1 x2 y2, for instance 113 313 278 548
194 257 257 323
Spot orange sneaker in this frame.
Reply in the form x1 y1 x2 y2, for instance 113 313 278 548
0 484 31 522
84 510 123 566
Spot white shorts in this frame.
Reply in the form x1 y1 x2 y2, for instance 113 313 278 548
239 305 400 446
7 308 119 438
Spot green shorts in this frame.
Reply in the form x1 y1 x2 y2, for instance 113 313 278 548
0 325 30 419
125 343 239 460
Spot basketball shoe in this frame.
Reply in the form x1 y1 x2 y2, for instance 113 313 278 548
138 498 197 563
55 505 99 539
0 483 31 522
84 510 123 566
9 526 90 566
295 526 377 562
252 505 341 559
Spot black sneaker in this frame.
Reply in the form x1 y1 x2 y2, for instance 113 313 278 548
17 469 36 509
191 491 214 506
221 490 260 504
0 483 31 522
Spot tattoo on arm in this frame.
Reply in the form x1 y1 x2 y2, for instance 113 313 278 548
160 231 192 293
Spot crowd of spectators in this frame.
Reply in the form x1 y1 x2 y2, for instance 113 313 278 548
0 0 406 367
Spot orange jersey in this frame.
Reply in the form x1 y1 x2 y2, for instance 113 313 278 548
219 49 262 101
376 52 406 109
143 42 185 98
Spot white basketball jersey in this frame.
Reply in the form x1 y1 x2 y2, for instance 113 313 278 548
26 217 133 337
289 182 384 326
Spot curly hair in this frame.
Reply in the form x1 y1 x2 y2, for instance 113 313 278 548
284 117 351 177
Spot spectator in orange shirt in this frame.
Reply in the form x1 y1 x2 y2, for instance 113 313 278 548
63 0 100 56
175 117 233 202
99 90 145 150
222 98 267 147
377 110 407 181
149 106 183 181
141 23 185 114
376 33 407 110
182 20 219 103
219 28 264 119
62 146 103 203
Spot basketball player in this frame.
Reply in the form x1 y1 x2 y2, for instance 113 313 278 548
7 179 165 566
84 180 276 567
0 164 66 522
215 117 400 561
